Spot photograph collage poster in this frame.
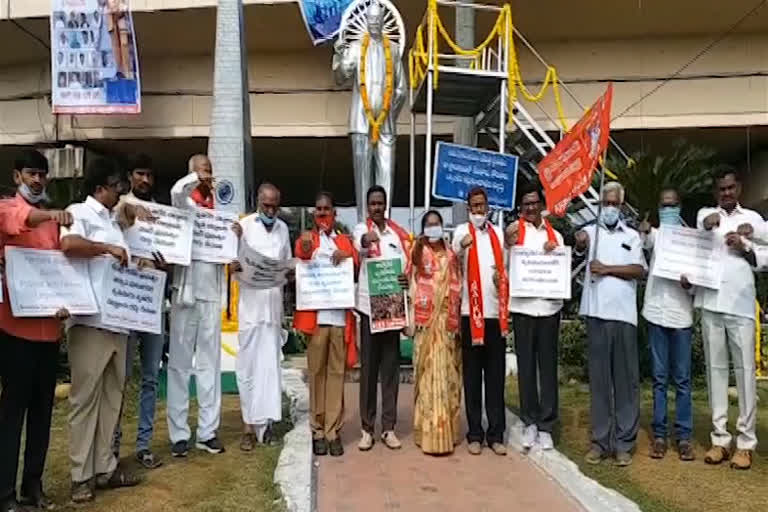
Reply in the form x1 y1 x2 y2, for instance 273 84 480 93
298 0 355 45
50 0 142 114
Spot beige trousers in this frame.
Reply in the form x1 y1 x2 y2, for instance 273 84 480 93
68 326 127 483
308 327 346 441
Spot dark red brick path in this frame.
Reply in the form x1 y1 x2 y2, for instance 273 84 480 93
316 384 583 512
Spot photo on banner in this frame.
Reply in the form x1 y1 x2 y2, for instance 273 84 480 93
298 0 355 45
50 0 142 114
366 257 408 333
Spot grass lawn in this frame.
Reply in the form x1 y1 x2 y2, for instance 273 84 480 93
36 378 290 512
506 377 768 512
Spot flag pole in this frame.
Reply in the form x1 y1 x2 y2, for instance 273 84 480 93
590 154 608 282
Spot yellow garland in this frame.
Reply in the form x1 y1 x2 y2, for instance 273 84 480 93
360 33 394 145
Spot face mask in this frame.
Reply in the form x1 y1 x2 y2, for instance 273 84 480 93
260 213 276 226
470 213 487 228
314 213 334 232
658 205 682 225
423 225 443 242
18 183 49 205
600 206 620 227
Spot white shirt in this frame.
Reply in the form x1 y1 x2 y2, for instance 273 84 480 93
353 221 407 317
694 205 764 319
578 222 647 326
238 213 291 330
508 220 565 318
61 195 130 334
315 232 347 327
452 222 506 319
642 228 694 329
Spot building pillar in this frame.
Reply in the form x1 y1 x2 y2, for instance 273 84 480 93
208 0 254 214
452 5 475 225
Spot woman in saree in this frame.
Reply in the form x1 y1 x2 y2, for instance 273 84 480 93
409 210 463 455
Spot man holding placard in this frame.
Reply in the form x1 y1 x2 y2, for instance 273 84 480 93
294 191 357 457
353 185 410 452
696 170 764 470
167 155 242 458
60 158 142 503
638 188 696 462
452 187 509 457
231 183 290 450
0 151 72 512
574 181 646 467
506 183 565 452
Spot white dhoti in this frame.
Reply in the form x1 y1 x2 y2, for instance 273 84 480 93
237 323 283 434
167 299 223 444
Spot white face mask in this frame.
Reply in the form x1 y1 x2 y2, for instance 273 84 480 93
423 225 443 242
18 183 49 205
470 213 487 228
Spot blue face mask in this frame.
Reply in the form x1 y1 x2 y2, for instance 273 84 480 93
260 213 276 226
658 205 682 225
600 206 620 227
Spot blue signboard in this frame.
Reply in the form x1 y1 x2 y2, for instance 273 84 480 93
433 142 519 210
299 0 356 45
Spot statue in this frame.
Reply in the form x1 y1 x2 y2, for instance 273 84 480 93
333 0 407 220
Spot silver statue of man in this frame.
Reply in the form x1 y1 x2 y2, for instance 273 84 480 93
333 0 407 220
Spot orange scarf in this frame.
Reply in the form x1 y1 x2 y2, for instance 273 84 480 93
413 243 461 333
517 219 558 246
190 188 213 209
467 223 508 345
366 218 412 269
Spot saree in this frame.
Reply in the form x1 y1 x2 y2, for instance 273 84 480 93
411 246 462 454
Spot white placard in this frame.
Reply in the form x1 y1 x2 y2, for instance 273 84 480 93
508 246 572 300
651 225 722 289
296 257 355 311
4 247 98 317
191 209 239 263
123 200 194 266
100 262 167 334
236 244 297 290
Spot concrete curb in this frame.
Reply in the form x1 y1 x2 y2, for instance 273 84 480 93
274 367 312 512
505 353 641 512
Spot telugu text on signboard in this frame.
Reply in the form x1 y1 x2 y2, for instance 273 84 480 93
123 200 194 266
100 262 167 334
366 257 408 333
508 247 572 300
191 209 239 263
296 257 355 311
651 225 722 289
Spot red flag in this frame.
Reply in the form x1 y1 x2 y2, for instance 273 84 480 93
539 84 613 217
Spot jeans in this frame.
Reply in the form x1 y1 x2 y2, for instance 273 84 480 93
648 322 693 441
114 331 165 454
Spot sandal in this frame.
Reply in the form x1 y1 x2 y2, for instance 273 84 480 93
70 480 94 504
136 449 163 469
650 438 667 459
95 467 143 490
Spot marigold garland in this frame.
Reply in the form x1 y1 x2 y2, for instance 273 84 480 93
360 33 394 145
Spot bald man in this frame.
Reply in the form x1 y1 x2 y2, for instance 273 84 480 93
166 155 242 458
231 183 291 450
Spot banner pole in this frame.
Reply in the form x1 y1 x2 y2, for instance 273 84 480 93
590 156 608 281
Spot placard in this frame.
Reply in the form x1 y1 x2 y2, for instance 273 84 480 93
4 247 98 317
100 262 166 334
433 142 519 210
50 0 142 114
236 243 297 290
366 257 408 333
508 246 572 300
651 225 722 289
192 209 239 263
296 257 355 311
123 200 194 266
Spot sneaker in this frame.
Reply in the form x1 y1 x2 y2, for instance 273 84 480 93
467 441 483 455
381 431 402 450
171 440 189 458
677 440 695 462
313 438 328 456
358 430 374 451
196 437 226 454
584 448 605 465
730 449 753 470
614 452 633 467
328 437 344 457
490 442 508 456
650 438 667 459
136 449 163 469
539 432 555 451
704 445 730 465
521 424 538 450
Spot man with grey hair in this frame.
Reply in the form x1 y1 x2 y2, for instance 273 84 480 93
574 181 647 467
231 182 291 450
166 154 242 458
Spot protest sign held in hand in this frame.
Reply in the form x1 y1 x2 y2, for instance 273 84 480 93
367 257 409 333
4 247 98 317
192 209 239 264
123 200 194 266
296 256 355 311
100 262 167 334
508 246 572 300
236 243 297 290
651 225 722 289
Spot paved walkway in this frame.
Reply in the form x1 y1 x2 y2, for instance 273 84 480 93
316 384 583 512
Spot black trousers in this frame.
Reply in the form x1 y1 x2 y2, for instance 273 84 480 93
512 312 561 433
0 330 58 502
359 314 400 434
461 317 506 445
